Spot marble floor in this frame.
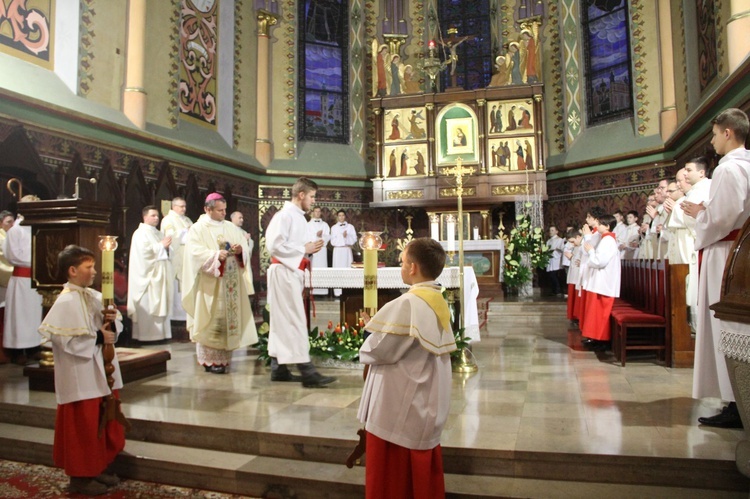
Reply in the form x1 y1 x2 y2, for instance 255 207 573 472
0 297 745 497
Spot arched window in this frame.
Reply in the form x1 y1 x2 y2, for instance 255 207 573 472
582 0 633 126
298 0 349 144
437 0 492 91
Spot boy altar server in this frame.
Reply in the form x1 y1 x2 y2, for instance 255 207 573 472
358 237 457 498
38 245 125 496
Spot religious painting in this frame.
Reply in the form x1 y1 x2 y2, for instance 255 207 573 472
383 143 429 178
446 117 474 156
0 0 54 68
487 100 534 135
179 0 219 127
696 0 717 92
383 107 427 143
488 135 536 173
582 0 633 125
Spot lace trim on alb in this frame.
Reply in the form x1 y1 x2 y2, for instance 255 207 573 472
720 329 750 363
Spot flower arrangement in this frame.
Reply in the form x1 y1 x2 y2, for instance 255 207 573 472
503 212 552 289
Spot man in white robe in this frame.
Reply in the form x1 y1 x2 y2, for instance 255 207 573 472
645 179 669 260
683 108 750 429
305 206 330 296
612 210 628 258
0 211 14 364
682 157 712 333
230 211 255 296
160 197 193 321
638 195 658 259
662 180 692 264
182 194 257 374
266 177 335 387
544 226 565 296
623 211 640 260
330 210 357 297
2 195 42 365
128 206 174 342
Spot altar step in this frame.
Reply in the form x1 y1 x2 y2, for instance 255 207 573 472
0 402 746 498
486 300 568 332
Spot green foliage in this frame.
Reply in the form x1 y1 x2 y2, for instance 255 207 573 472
503 209 552 288
450 327 470 361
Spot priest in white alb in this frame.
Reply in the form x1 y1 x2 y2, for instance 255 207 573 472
182 193 257 374
128 206 174 342
305 206 330 295
160 197 193 321
330 210 357 297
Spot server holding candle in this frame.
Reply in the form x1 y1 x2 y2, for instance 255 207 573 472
38 245 125 495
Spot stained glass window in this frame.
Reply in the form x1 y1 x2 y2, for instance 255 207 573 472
582 0 633 126
437 0 492 91
298 0 349 144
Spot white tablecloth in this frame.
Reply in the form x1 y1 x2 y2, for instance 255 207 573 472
307 267 480 342
439 239 504 282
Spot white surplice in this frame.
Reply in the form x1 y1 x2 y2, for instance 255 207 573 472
38 283 123 404
127 223 174 341
692 147 750 401
623 222 640 260
664 196 693 265
2 223 42 349
0 228 13 307
358 282 456 450
582 233 620 298
545 235 565 271
613 221 628 257
330 221 357 296
683 178 712 330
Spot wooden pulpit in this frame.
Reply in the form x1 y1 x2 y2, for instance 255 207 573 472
710 216 750 478
18 199 170 391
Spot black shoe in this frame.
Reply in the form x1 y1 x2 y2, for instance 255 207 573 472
204 365 211 372
581 338 594 345
302 372 337 388
698 403 743 429
209 365 227 374
271 370 302 382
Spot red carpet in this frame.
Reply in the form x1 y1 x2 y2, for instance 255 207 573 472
0 459 258 498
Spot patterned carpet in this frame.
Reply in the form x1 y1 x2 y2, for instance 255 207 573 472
0 459 258 498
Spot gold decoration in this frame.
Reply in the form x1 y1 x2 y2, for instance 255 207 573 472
492 184 530 195
386 190 423 200
257 9 279 37
440 187 476 198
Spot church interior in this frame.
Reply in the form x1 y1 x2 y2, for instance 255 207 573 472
1 0 750 496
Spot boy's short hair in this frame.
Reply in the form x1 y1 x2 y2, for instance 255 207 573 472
565 228 581 239
597 214 617 231
142 205 158 217
292 177 318 197
405 238 445 280
58 245 96 280
0 210 13 220
686 156 709 174
337 209 346 216
613 209 623 216
712 108 749 142
588 206 607 220
626 210 639 219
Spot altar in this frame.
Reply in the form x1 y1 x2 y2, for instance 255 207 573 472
307 266 480 342
439 239 504 285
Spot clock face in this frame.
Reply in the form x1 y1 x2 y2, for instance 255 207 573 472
191 0 216 13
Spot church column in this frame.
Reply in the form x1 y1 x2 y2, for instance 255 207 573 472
374 108 383 178
727 0 750 73
657 0 677 141
123 0 147 129
255 9 279 167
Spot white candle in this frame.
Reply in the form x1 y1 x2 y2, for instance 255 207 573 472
473 226 480 240
431 221 439 241
447 222 455 252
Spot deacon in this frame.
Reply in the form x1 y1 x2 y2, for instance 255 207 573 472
160 197 193 320
128 206 174 342
2 195 42 365
305 206 331 296
182 193 257 374
330 209 357 297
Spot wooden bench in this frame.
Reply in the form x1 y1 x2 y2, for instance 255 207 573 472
610 259 689 367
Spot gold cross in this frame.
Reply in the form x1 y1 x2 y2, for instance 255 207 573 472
444 157 474 196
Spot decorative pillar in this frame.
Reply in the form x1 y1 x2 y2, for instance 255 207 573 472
481 210 489 240
425 103 436 176
123 0 147 129
476 99 487 174
374 108 383 178
533 94 544 170
657 0 677 141
727 0 750 73
255 9 279 167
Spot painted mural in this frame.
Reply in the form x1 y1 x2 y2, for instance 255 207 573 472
488 136 536 173
383 143 429 177
383 107 428 142
179 0 218 126
0 0 53 67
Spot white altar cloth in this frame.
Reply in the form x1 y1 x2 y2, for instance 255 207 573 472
439 239 504 282
307 266 481 342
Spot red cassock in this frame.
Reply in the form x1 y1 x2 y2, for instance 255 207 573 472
581 292 615 341
54 391 125 477
365 432 445 499
566 283 578 320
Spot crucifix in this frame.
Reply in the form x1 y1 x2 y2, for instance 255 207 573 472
439 27 472 89
444 157 478 373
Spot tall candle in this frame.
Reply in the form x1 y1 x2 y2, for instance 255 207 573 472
473 226 480 240
446 221 455 252
363 247 377 309
430 221 439 240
